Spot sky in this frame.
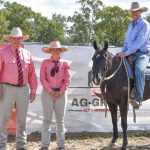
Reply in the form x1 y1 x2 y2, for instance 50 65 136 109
8 0 150 18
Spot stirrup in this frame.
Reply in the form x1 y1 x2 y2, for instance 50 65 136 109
133 105 139 110
139 100 142 106
130 99 139 107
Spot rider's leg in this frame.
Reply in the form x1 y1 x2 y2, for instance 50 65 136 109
134 51 149 101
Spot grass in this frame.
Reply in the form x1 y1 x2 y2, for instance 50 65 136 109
7 131 150 150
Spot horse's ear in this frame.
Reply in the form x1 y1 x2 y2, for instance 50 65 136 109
103 41 108 51
93 41 98 51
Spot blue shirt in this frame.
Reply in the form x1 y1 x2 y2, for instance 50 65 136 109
122 16 150 56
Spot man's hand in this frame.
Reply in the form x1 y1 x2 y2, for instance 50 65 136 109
30 93 36 103
116 52 127 58
49 91 55 97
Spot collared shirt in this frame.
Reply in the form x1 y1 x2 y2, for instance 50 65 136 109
0 45 38 94
40 57 71 93
122 16 150 56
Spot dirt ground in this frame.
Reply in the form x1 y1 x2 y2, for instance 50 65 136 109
7 131 150 150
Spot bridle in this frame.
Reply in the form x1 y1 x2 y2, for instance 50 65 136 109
104 58 123 80
93 51 123 85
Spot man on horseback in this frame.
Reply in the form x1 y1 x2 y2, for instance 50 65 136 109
117 2 150 106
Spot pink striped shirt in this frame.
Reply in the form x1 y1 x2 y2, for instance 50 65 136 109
0 46 38 94
40 57 71 93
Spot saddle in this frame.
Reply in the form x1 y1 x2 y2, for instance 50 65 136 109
145 66 150 80
125 55 150 80
125 56 150 109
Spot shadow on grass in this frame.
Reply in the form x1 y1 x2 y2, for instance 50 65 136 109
128 144 150 150
66 130 150 140
100 145 150 150
8 131 150 145
100 144 150 150
8 132 112 143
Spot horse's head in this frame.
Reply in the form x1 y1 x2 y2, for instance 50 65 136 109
92 41 109 85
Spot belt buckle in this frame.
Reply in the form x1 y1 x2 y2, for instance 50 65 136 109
53 88 60 91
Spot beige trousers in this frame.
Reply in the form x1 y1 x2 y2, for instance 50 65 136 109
0 84 29 150
41 88 67 148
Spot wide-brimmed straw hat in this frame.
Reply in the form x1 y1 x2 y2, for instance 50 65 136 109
130 2 148 12
3 27 29 41
42 41 68 53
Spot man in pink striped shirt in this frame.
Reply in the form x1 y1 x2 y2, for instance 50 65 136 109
40 41 71 150
0 27 38 150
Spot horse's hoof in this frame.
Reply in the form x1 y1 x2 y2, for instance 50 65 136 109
109 142 120 149
120 148 126 150
120 146 127 150
109 142 119 146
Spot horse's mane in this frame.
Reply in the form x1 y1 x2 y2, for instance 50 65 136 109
107 49 121 63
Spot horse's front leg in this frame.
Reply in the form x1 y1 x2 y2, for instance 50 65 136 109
119 100 128 150
108 102 118 144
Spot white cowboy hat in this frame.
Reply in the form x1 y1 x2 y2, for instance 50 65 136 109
42 41 68 53
130 2 148 12
3 27 29 41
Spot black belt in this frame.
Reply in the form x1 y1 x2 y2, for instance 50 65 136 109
52 88 60 91
3 83 26 87
137 49 149 53
137 49 140 52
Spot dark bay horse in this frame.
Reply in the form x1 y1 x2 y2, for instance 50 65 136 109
90 41 150 150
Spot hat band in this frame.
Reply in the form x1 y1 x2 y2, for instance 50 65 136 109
50 47 61 49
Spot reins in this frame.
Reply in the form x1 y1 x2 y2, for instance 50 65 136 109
123 59 136 123
97 55 133 122
104 58 123 81
103 56 136 123
103 55 123 119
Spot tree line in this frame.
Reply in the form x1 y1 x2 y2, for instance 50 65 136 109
0 0 150 46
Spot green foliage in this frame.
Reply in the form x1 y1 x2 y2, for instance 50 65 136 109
0 8 9 41
67 0 132 46
94 6 131 46
146 14 150 23
0 2 66 43
1 0 150 45
67 0 103 43
67 11 90 43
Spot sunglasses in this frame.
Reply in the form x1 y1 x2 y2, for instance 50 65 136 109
51 65 59 77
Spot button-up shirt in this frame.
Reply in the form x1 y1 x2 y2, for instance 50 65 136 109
0 45 38 94
122 16 150 56
40 57 71 93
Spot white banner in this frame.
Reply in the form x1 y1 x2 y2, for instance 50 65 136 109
24 44 150 134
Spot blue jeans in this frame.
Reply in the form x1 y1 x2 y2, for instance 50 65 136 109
133 51 149 100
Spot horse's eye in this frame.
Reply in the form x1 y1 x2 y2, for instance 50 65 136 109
103 53 108 58
96 54 100 59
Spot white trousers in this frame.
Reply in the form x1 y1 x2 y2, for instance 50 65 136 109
41 89 67 148
0 84 29 150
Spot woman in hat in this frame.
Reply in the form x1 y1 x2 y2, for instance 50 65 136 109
117 2 150 107
40 41 71 150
